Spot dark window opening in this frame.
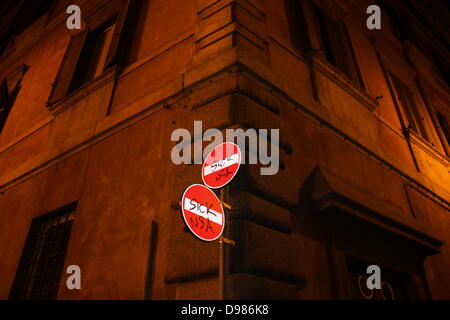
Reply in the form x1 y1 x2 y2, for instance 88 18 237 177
312 5 364 88
0 66 26 135
0 79 11 133
284 0 310 53
313 5 335 65
9 203 76 300
436 111 450 150
432 52 450 88
68 17 117 93
117 0 145 67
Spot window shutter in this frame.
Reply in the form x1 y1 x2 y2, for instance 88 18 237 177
404 87 428 140
436 112 450 147
0 78 8 107
104 0 132 69
312 5 363 87
389 74 429 139
47 31 87 106
0 79 10 131
324 18 353 82
284 0 310 52
336 23 363 87
0 65 27 133
391 75 414 129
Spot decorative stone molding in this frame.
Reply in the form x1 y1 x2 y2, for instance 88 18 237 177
193 0 268 66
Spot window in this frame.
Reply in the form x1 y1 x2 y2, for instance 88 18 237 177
9 203 76 300
284 0 310 52
47 0 142 106
436 111 450 150
389 73 429 140
312 4 364 88
432 52 450 88
9 0 55 35
68 17 117 93
0 1 56 56
0 79 10 133
347 256 417 300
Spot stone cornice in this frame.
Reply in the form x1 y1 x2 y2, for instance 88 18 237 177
1 63 448 213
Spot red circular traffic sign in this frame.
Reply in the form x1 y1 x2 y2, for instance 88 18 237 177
181 184 225 241
202 142 241 189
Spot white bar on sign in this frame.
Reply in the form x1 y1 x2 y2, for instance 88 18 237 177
203 153 239 176
184 197 223 225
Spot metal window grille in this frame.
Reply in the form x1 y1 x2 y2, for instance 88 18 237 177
346 256 417 300
9 203 76 300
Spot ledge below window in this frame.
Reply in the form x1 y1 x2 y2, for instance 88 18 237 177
46 67 117 116
313 56 379 112
409 130 450 166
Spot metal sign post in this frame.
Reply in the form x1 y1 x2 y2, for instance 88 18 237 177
219 187 228 300
179 142 241 300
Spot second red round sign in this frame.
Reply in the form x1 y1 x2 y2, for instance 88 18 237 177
181 184 225 241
